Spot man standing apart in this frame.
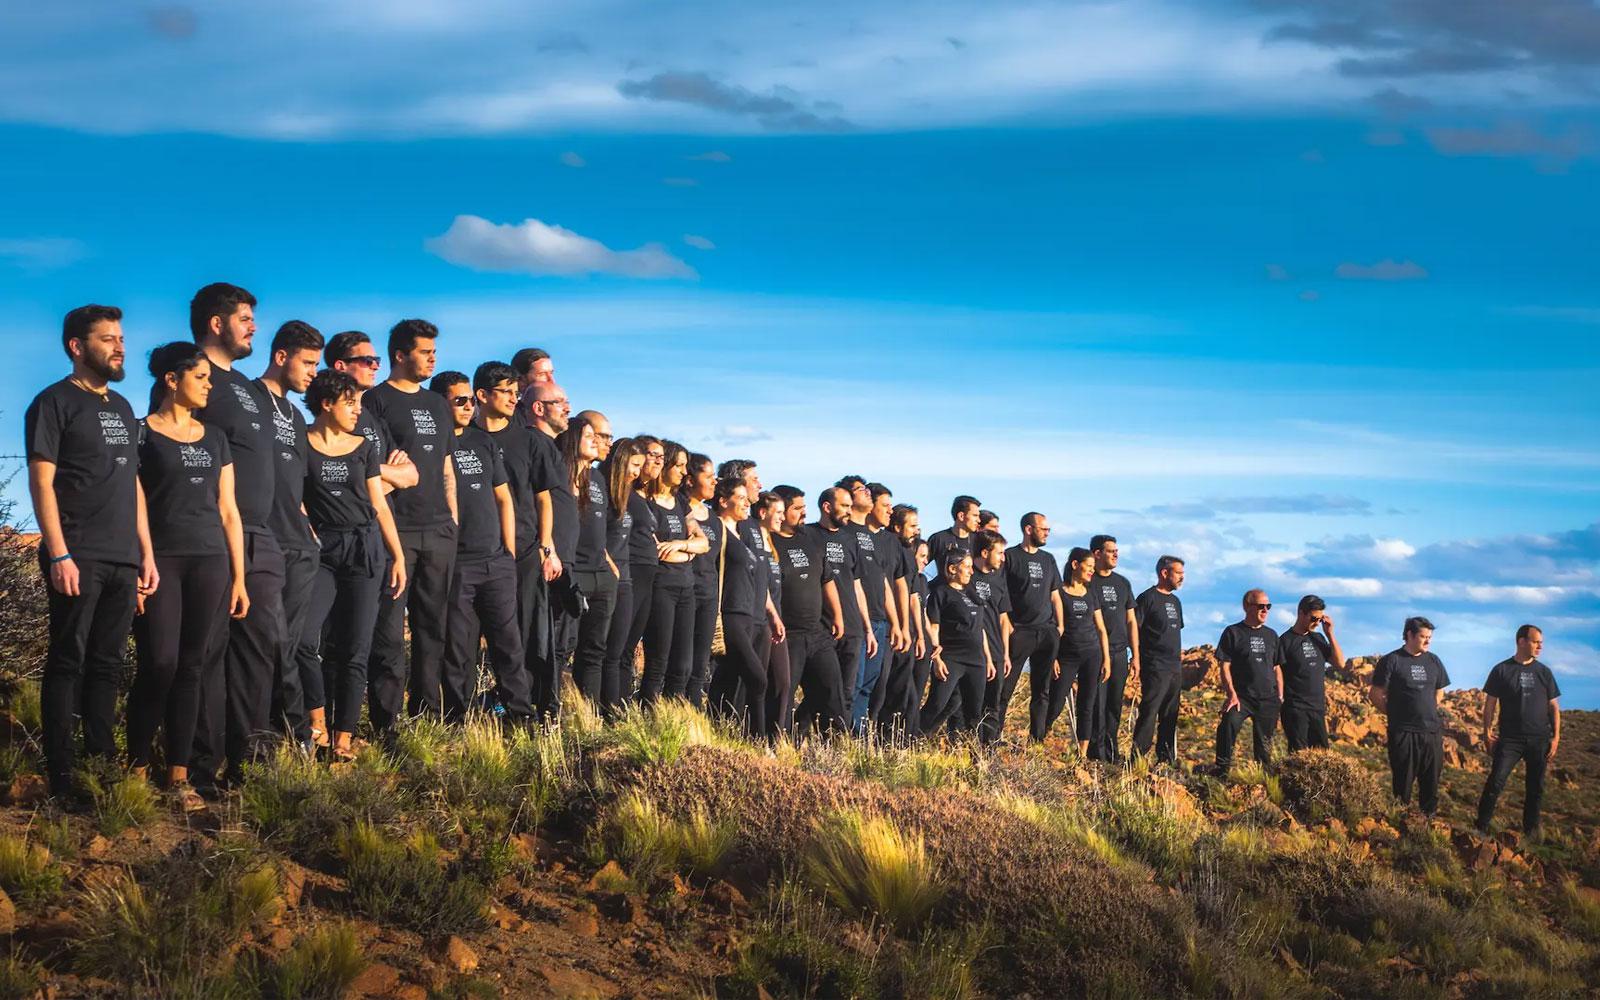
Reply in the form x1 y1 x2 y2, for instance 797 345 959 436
27 304 156 797
1474 625 1560 840
1090 535 1138 762
363 319 457 730
1277 595 1342 751
1369 617 1450 821
993 513 1063 745
1132 556 1185 764
1215 589 1282 770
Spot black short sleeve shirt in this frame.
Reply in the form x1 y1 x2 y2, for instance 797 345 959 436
24 380 140 565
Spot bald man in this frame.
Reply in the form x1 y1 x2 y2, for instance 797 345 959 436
526 381 574 720
1215 588 1282 769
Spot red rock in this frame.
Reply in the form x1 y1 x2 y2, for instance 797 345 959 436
706 880 748 912
488 902 524 931
0 888 16 935
562 909 600 938
6 774 47 805
350 962 401 996
444 936 479 975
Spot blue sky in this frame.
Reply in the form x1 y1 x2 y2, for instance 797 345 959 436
2 1 1597 702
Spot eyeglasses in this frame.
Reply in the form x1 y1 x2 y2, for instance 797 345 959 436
451 395 474 408
1249 602 1273 610
646 451 665 461
342 356 381 368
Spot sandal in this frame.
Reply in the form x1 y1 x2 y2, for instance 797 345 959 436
168 780 207 814
309 726 331 749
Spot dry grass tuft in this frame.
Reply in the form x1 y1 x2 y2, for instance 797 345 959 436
803 809 944 931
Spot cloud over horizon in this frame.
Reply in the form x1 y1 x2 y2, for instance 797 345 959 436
424 215 697 280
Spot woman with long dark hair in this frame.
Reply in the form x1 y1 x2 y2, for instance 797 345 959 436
1040 546 1110 749
595 438 644 716
919 550 995 737
128 342 249 811
558 418 616 710
705 478 768 736
750 491 791 737
638 440 707 704
682 452 718 706
619 435 662 700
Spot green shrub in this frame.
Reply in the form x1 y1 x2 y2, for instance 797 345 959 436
1102 784 1198 880
82 770 158 836
243 744 411 861
803 809 944 931
0 834 63 906
0 949 43 1000
1278 748 1384 826
338 821 487 933
1560 878 1600 942
254 923 367 1000
727 881 879 1000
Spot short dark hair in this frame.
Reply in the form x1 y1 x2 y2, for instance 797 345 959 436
1404 616 1435 636
952 495 980 518
942 549 972 574
1516 623 1542 642
1297 595 1326 615
271 319 324 357
189 282 256 343
1090 534 1117 552
511 347 549 377
428 371 470 397
387 318 438 362
718 458 756 480
1021 511 1044 532
835 474 866 493
324 330 371 368
978 509 998 527
889 503 918 532
147 341 206 406
772 484 805 504
305 369 360 415
1156 554 1185 575
473 361 518 392
868 482 892 502
757 490 784 510
714 476 746 507
973 529 1005 558
62 304 122 358
818 485 848 513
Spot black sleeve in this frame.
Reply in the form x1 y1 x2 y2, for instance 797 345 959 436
1216 626 1235 665
1433 656 1450 689
23 393 60 463
1482 664 1508 699
1371 655 1392 688
1545 667 1562 701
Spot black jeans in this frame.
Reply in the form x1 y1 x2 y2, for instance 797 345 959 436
1132 666 1182 763
620 563 657 704
369 522 457 729
835 633 865 721
708 613 767 737
789 626 846 737
688 581 719 708
444 551 530 723
1388 729 1443 815
274 544 320 742
305 559 383 736
128 553 230 769
39 554 138 790
1475 735 1551 833
1281 704 1329 752
1096 644 1131 760
571 568 619 708
764 631 793 737
597 576 633 718
1029 646 1069 743
1217 697 1281 767
640 571 694 706
876 643 916 738
984 624 1056 745
920 654 985 737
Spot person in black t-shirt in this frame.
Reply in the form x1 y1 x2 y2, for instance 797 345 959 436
875 503 924 737
594 439 646 717
26 305 157 796
324 331 419 496
684 453 720 707
995 513 1063 745
256 321 325 751
1089 535 1139 762
1475 625 1562 838
1369 616 1451 817
639 441 709 705
362 319 459 732
1215 589 1283 769
127 343 250 811
771 485 847 736
1132 555 1186 764
1276 595 1344 752
800 487 874 733
751 491 791 737
706 479 772 738
299 371 407 761
919 550 996 737
561 413 620 713
1037 547 1110 749
526 381 578 719
924 495 981 582
429 373 531 726
968 530 1014 741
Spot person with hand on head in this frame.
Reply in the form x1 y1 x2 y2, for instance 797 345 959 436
996 513 1063 745
1089 534 1139 762
26 304 156 799
1369 616 1451 821
1277 595 1343 752
919 550 996 737
1474 625 1561 840
1215 589 1283 770
1132 555 1186 764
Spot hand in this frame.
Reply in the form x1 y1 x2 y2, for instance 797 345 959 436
915 635 926 659
830 617 845 640
865 631 878 659
49 557 80 597
139 557 160 599
933 657 948 682
771 617 787 643
1547 738 1559 761
135 591 147 615
228 580 250 619
386 449 412 468
1052 661 1061 680
1003 656 1013 678
1224 693 1240 713
1102 658 1111 683
542 551 563 582
389 559 408 599
1320 614 1335 635
986 661 997 681
656 540 679 559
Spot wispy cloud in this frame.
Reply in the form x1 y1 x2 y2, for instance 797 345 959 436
689 150 732 162
559 151 586 168
1141 493 1374 520
424 216 696 280
1425 120 1594 169
0 237 88 271
618 71 852 132
683 234 716 250
1336 259 1429 281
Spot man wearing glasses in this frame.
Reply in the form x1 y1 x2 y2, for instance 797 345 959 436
1215 588 1282 770
324 331 418 495
1276 595 1343 751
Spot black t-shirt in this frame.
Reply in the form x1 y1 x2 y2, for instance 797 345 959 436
924 528 971 579
605 497 633 583
355 407 392 459
738 519 779 609
1093 572 1135 649
927 582 986 663
806 523 864 636
1003 545 1062 629
450 427 509 561
1060 585 1102 657
846 523 891 623
362 383 455 530
535 433 578 563
1277 630 1332 712
304 438 382 531
1218 623 1280 704
138 422 231 557
720 526 763 620
24 379 140 566
692 506 721 598
574 467 611 573
1135 587 1184 671
626 493 658 568
772 530 828 630
197 361 276 530
1483 658 1561 739
652 495 690 579
484 422 546 561
1372 649 1450 734
970 567 1011 665
259 382 316 553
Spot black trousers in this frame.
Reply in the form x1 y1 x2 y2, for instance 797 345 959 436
875 644 916 737
708 613 767 737
920 654 985 737
762 628 792 738
1028 646 1068 743
443 551 530 723
511 547 559 721
127 554 230 769
1476 735 1551 833
571 568 619 708
620 563 657 704
193 529 286 784
305 560 382 736
273 545 320 743
1281 704 1329 752
597 576 633 718
368 523 456 729
40 554 137 790
835 633 865 720
789 626 846 736
1388 729 1443 816
640 572 694 705
1217 697 1281 767
1132 667 1182 763
983 624 1057 745
687 582 718 708
1096 645 1131 761
907 654 934 735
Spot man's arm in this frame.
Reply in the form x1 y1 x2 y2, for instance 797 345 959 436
1274 663 1284 704
443 454 458 525
493 482 515 555
1220 660 1239 711
999 612 1013 676
884 578 904 651
824 579 845 639
894 576 911 648
1550 700 1561 759
1481 694 1499 751
28 460 77 596
1051 590 1065 634
1126 608 1140 674
537 489 560 580
380 450 418 494
1368 684 1387 712
852 580 876 657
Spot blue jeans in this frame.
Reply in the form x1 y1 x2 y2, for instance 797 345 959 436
851 619 890 733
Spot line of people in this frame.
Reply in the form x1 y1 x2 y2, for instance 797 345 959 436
23 290 1563 838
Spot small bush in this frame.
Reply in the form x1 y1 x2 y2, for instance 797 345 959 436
803 809 944 931
338 821 487 933
8 681 42 738
85 771 158 836
677 806 736 878
0 834 63 906
1102 784 1198 881
728 881 880 1000
1560 878 1600 942
243 745 411 862
1278 749 1384 826
255 923 367 1000
0 747 32 787
605 792 734 883
0 949 43 1000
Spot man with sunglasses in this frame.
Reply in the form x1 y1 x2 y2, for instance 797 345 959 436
1215 588 1282 770
324 331 418 495
1276 595 1343 751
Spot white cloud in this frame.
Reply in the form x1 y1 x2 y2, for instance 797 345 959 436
689 150 732 162
1372 537 1415 561
683 234 716 250
0 237 87 271
559 150 586 167
710 424 772 446
424 215 696 280
1336 259 1429 281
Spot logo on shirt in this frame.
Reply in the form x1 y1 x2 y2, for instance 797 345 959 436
974 579 992 602
1027 561 1044 582
665 514 684 535
455 447 485 478
321 460 350 484
1070 598 1088 615
1408 663 1429 684
1518 671 1537 691
178 444 214 469
825 540 845 566
787 547 810 570
858 532 875 554
99 410 131 447
1164 602 1180 624
1248 635 1267 659
271 410 297 448
230 383 260 415
360 425 382 448
1100 584 1119 608
411 409 438 435
1300 640 1320 664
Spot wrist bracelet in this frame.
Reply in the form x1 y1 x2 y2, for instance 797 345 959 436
50 553 72 564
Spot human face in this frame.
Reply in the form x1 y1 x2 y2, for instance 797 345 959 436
824 490 851 529
1161 562 1186 590
871 492 893 528
957 505 981 532
691 461 715 501
982 541 1005 572
444 382 474 429
949 555 974 586
336 343 382 389
73 319 126 382
759 498 784 532
978 514 998 534
1074 555 1096 584
1296 606 1327 632
626 452 645 482
1405 627 1433 655
395 337 436 382
1517 629 1543 659
578 422 600 462
590 417 613 460
722 485 751 521
784 497 807 530
1026 517 1051 545
850 482 872 513
663 449 688 490
169 362 212 411
323 392 361 434
1244 593 1271 627
477 379 519 420
742 466 762 497
280 348 320 393
914 542 929 572
896 511 920 544
535 389 570 433
220 304 256 361
642 443 665 485
531 357 554 385
1095 541 1119 571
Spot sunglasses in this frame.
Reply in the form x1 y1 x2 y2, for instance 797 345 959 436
342 356 381 368
1249 602 1273 610
451 395 474 408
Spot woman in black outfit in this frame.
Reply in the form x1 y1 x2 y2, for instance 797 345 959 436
638 440 707 704
559 419 616 709
128 343 249 811
682 452 718 707
1037 546 1111 749
706 478 768 737
620 435 662 700
919 550 996 737
750 491 790 737
299 370 407 760
596 438 644 717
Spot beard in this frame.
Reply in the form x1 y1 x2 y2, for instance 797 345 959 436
84 351 126 383
227 334 254 362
